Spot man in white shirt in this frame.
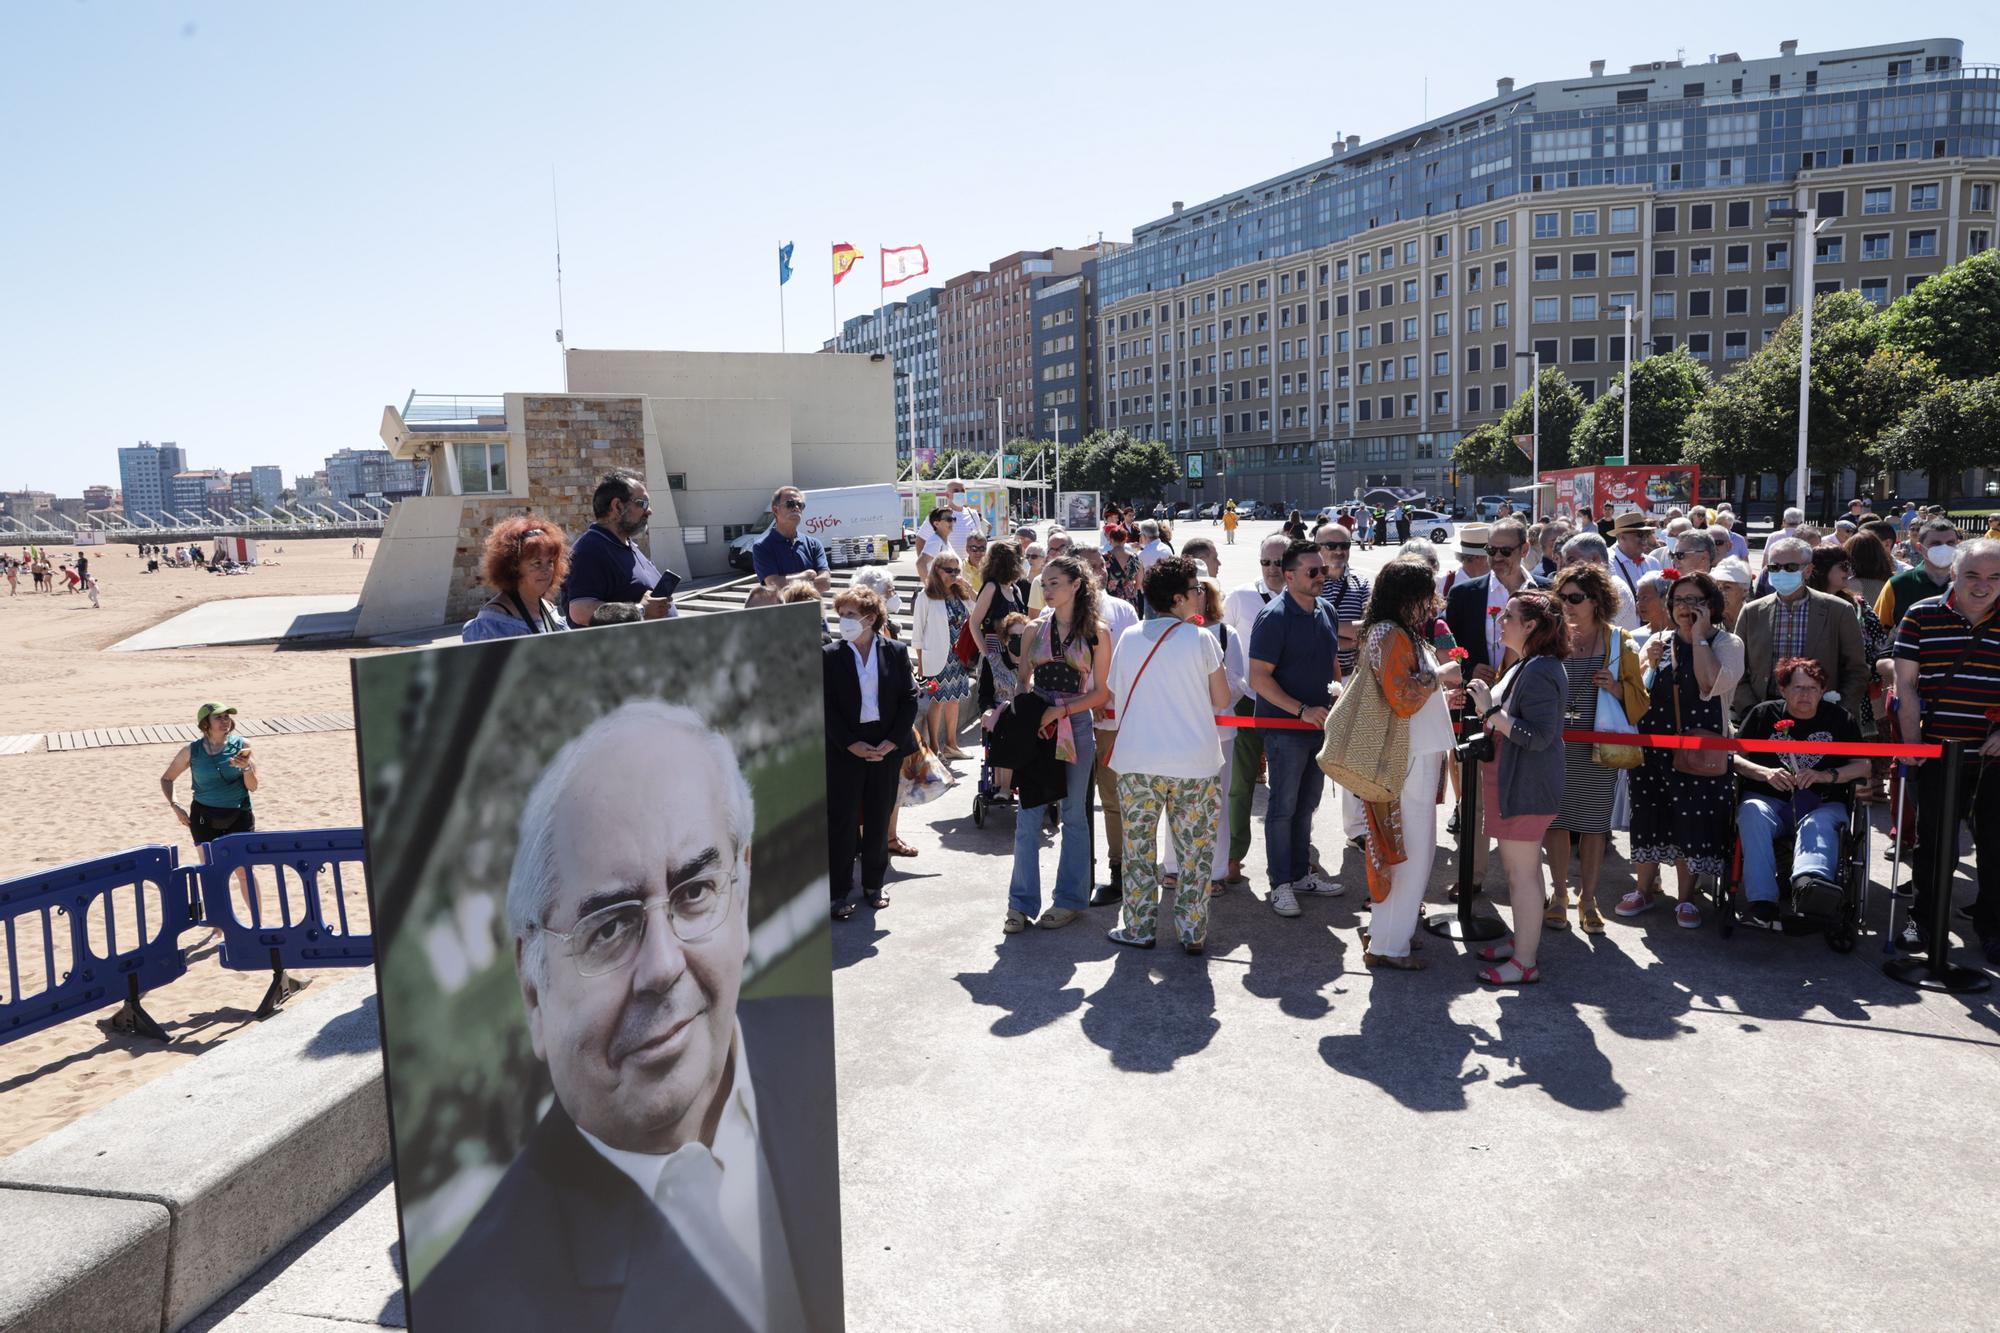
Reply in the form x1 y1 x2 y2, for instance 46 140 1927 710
1076 545 1140 907
420 704 837 1333
938 482 987 554
1608 510 1662 601
1221 534 1290 884
1136 519 1171 568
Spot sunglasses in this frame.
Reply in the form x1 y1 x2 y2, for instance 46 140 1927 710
1487 544 1522 558
1298 566 1327 580
1767 561 1807 573
1557 591 1590 605
1317 542 1351 552
1674 548 1706 558
780 499 806 511
1260 559 1284 568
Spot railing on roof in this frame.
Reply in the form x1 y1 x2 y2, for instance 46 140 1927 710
401 393 507 427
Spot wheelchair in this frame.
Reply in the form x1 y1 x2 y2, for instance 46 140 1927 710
1714 775 1869 954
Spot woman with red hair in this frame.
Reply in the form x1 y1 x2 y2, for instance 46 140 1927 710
461 516 572 640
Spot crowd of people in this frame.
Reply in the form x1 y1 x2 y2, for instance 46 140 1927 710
453 470 2000 977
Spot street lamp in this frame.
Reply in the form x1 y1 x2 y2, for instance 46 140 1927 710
1769 205 1836 517
1606 304 1634 465
1047 406 1062 514
1513 349 1541 521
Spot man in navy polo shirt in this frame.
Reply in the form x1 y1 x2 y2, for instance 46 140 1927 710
751 485 832 592
558 470 676 627
1248 538 1342 919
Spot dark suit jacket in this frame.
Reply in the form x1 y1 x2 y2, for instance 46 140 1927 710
1731 587 1867 721
415 996 844 1333
1443 571 1552 672
822 637 919 759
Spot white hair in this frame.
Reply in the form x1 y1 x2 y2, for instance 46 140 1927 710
1636 569 1671 599
851 566 902 616
1783 507 1805 527
508 701 754 980
1561 531 1609 565
1665 517 1692 536
1956 538 2000 576
1138 519 1160 538
1259 532 1291 555
1766 535 1813 563
1396 537 1440 571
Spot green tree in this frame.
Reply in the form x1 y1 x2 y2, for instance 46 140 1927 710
1496 366 1585 474
1451 421 1524 479
1570 346 1711 466
1057 429 1131 495
1878 248 2000 383
1107 437 1182 502
1876 374 2000 503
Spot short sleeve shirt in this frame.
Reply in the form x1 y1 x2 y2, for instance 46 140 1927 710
1248 593 1338 717
559 524 662 619
1737 700 1860 802
751 526 827 581
1317 571 1372 675
1894 592 2000 744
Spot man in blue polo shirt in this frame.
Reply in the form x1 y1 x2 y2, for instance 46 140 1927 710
558 470 676 627
751 485 832 591
1248 538 1342 918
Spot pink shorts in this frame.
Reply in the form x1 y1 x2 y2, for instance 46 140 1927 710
1481 759 1555 842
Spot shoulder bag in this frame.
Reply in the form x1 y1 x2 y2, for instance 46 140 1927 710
1316 627 1409 803
1670 638 1731 777
1592 628 1643 770
1101 621 1182 773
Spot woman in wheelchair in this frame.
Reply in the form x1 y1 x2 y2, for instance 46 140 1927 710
1732 658 1871 929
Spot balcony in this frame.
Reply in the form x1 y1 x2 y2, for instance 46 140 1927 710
401 393 506 430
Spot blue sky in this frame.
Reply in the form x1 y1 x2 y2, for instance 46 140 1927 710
3 3 1991 494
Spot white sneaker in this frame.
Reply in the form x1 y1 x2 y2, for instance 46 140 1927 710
1300 870 1346 896
1270 883 1302 917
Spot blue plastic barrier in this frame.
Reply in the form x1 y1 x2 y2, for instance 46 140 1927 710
196 828 372 1016
0 846 191 1043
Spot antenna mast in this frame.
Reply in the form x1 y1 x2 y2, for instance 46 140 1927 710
553 168 568 391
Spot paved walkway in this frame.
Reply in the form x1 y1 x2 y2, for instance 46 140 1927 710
6 712 355 756
111 595 360 652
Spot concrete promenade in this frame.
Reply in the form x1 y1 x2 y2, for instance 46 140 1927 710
170 522 2000 1329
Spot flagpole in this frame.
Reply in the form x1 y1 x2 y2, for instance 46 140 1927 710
831 249 838 343
779 275 787 353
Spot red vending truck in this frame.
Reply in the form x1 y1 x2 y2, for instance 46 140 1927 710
1539 464 1702 522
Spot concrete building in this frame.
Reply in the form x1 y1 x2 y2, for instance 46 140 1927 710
354 350 895 636
115 441 187 522
325 448 424 506
1032 260 1101 446
827 286 942 463
170 469 232 518
939 248 1097 451
1 491 55 520
82 485 117 511
294 472 331 501
249 465 285 509
1092 38 2000 509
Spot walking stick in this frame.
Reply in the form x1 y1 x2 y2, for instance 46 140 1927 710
1881 761 1908 955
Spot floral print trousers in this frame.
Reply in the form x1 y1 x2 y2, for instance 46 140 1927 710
1115 772 1222 945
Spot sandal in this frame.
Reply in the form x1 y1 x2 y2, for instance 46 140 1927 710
1003 909 1030 934
1364 951 1427 971
1543 891 1571 931
1578 898 1606 935
887 838 919 858
1107 927 1155 950
1208 879 1229 896
1182 938 1206 956
1675 900 1702 929
1358 927 1423 952
867 894 890 910
1476 959 1541 985
1615 890 1663 918
1475 937 1515 963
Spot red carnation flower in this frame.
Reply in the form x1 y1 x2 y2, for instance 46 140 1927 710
1661 566 1681 581
1192 615 1206 626
1986 706 2000 723
1487 606 1503 619
1774 718 1795 733
1448 646 1470 661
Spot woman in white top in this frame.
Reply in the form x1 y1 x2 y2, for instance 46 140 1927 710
1104 556 1233 954
1161 577 1249 899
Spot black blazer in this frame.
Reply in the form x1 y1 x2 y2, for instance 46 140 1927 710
822 637 919 758
415 997 844 1333
1443 571 1553 672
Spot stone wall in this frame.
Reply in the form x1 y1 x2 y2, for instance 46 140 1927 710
441 397 648 624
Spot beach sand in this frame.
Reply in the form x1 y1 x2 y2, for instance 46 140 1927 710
0 539 383 1155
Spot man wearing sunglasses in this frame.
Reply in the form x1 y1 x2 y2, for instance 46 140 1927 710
560 470 678 627
1220 535 1293 884
752 485 832 593
1732 536 1866 722
1248 540 1343 916
421 702 839 1333
1443 518 1549 684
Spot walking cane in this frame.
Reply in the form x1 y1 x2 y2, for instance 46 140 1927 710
1881 761 1909 955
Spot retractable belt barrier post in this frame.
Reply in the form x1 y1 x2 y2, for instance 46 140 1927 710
1882 742 1992 995
1427 704 1506 942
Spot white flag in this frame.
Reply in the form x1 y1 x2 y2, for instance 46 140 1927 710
881 244 930 287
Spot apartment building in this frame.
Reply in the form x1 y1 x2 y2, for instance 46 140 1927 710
938 248 1096 451
827 286 943 462
1032 261 1100 445
1093 38 2000 508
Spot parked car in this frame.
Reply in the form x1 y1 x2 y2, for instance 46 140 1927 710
1474 494 1509 521
1171 503 1194 519
1407 509 1455 544
1196 502 1221 519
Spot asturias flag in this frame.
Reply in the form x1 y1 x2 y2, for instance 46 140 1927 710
778 241 794 285
832 243 862 284
881 244 930 287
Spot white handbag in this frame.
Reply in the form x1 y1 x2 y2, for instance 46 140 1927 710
1591 628 1643 770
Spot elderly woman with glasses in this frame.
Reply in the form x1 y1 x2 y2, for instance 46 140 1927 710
462 516 571 640
1618 572 1745 928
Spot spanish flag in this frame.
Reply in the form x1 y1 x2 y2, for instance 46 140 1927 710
832 242 862 284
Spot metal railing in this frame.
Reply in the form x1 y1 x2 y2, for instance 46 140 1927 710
402 392 507 426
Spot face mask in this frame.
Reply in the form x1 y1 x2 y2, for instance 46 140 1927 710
837 616 867 642
1926 544 1958 568
1768 570 1805 596
884 593 903 616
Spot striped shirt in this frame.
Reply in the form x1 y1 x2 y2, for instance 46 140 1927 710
1893 591 2000 744
1318 571 1372 676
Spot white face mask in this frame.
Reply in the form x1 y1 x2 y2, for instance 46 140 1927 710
884 593 903 616
1926 543 1958 569
837 615 868 642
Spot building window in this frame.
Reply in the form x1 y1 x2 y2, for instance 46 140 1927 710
1433 390 1451 414
1724 330 1749 359
1910 183 1940 211
1687 333 1711 361
1571 209 1599 236
1609 206 1638 234
1533 254 1559 281
1466 306 1484 333
1727 200 1751 228
1908 228 1939 257
1815 190 1845 219
1972 229 1994 254
457 443 507 494
1765 241 1790 269
1654 205 1677 234
1568 337 1595 363
1533 211 1560 239
1689 247 1712 275
1493 260 1509 286
1688 290 1712 317
1725 288 1749 315
1467 386 1483 412
1467 224 1483 252
1725 244 1750 273
1609 249 1637 277
1493 301 1509 328
1572 252 1598 279
1533 338 1559 364
1533 297 1560 323
1654 249 1677 277
1763 285 1789 314
1571 294 1599 322
1495 218 1511 245
1652 291 1676 321
1973 184 1995 213
1862 187 1892 216
1860 278 1890 307
1432 351 1450 375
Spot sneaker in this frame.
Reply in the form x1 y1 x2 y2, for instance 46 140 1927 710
1740 900 1781 931
1674 900 1702 929
1300 870 1346 897
1897 917 1930 953
1270 883 1302 917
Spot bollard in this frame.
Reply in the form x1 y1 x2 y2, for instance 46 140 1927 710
1424 712 1507 943
1882 741 1991 994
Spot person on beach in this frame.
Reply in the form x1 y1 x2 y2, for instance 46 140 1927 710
160 702 259 919
463 516 571 641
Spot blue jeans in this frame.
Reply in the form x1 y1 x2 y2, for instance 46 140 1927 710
1736 794 1846 904
1263 730 1325 890
1010 721 1095 917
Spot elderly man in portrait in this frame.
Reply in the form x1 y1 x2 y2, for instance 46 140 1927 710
417 702 841 1333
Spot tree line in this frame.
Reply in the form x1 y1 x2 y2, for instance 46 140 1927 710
915 433 1183 503
1449 247 2000 516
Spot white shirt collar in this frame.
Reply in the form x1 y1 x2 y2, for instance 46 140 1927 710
576 1019 759 1201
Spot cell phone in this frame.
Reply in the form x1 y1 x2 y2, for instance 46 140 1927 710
650 569 682 600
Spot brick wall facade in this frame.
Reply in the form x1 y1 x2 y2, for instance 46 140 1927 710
442 396 648 623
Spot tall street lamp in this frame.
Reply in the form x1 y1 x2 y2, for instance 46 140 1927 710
1769 204 1835 517
1605 304 1634 465
1514 349 1541 521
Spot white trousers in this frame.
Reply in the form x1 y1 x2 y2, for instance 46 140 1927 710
1370 751 1445 958
1161 745 1233 883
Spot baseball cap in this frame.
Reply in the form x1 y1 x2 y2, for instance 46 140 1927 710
196 702 238 726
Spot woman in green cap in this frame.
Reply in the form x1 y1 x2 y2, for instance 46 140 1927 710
160 702 260 919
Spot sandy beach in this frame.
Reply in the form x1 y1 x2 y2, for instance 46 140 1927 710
0 539 380 1154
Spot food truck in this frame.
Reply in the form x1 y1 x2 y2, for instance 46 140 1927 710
1539 465 1702 522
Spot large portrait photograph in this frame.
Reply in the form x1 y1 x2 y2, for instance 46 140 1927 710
352 605 842 1333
